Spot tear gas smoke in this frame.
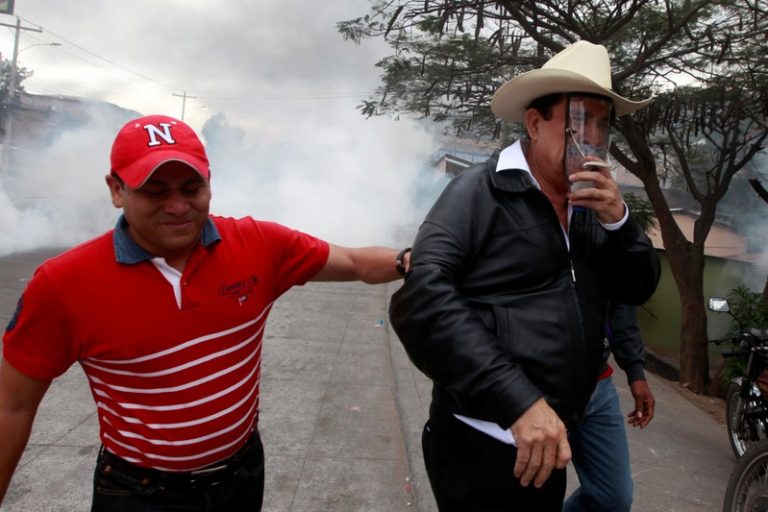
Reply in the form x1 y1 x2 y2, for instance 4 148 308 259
1 106 448 257
0 0 457 259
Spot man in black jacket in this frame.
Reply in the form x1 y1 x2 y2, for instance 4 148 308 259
389 40 661 511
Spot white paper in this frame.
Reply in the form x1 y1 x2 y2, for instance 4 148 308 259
453 414 516 445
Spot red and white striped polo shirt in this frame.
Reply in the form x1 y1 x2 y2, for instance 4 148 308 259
3 215 329 471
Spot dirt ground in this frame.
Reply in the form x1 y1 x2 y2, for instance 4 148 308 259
656 374 727 426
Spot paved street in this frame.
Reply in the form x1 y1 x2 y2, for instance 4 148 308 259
0 248 735 511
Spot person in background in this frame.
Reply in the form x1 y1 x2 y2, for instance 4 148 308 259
389 41 660 511
564 301 655 511
0 114 411 512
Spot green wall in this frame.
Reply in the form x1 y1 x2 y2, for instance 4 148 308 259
637 250 766 370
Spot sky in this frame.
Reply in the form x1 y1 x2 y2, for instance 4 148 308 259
0 0 450 255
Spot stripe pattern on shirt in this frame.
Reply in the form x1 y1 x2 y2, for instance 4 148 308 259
81 303 272 471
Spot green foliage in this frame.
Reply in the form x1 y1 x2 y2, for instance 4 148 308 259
339 1 767 143
726 286 768 332
635 75 768 200
716 286 768 391
0 57 32 102
622 192 657 233
719 357 746 392
365 31 510 137
416 15 445 34
338 15 386 44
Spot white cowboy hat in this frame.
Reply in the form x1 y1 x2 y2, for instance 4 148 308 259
491 40 653 123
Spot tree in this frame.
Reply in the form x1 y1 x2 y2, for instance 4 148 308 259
340 0 768 393
748 176 768 301
0 52 32 139
0 54 31 100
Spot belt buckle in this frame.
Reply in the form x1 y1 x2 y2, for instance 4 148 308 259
189 463 228 477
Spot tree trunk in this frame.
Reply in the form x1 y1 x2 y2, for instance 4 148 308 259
763 275 768 303
676 250 709 391
653 208 711 392
748 180 768 303
623 130 712 393
650 199 713 392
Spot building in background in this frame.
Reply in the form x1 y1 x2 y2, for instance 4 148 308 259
1 91 137 178
431 137 498 177
0 0 14 15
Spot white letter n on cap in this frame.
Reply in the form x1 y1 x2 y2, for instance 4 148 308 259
144 123 176 147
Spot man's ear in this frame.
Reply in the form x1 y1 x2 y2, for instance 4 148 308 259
105 174 124 208
524 108 539 140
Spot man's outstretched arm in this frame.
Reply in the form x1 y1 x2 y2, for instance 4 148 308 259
311 244 408 284
0 357 51 505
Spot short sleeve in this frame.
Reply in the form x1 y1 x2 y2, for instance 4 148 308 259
256 221 330 297
2 265 79 380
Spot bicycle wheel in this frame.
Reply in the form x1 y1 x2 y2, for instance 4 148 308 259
723 438 768 512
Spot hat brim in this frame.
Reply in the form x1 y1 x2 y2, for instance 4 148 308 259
491 68 653 123
114 150 210 189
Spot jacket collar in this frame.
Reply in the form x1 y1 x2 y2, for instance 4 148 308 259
487 140 538 194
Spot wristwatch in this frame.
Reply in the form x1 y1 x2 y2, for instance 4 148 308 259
395 247 411 277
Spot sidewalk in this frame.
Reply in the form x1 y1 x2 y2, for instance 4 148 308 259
0 249 735 511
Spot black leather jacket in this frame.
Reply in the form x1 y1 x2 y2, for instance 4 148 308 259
606 302 647 384
389 152 660 428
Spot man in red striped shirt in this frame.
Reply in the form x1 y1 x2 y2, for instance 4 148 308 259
0 114 410 511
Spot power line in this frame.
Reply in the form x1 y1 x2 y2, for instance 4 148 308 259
16 15 175 90
196 92 376 101
5 17 378 106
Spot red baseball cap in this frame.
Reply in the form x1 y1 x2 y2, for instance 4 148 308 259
110 115 210 189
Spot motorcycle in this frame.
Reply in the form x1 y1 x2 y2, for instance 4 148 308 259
708 297 768 459
723 438 768 511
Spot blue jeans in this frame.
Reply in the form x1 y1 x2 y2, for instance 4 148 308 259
563 377 633 512
90 431 265 512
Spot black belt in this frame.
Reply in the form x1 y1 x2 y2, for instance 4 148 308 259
97 429 262 488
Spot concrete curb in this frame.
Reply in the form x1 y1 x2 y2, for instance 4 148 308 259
644 347 680 382
385 282 437 512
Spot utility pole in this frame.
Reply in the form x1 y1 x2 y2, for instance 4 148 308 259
173 91 197 121
0 16 42 178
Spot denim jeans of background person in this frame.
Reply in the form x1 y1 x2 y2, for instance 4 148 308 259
0 114 410 512
564 378 632 512
390 41 660 511
564 302 655 512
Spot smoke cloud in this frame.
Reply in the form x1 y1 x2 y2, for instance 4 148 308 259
1 109 120 255
0 0 461 258
1 105 447 257
206 113 442 246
